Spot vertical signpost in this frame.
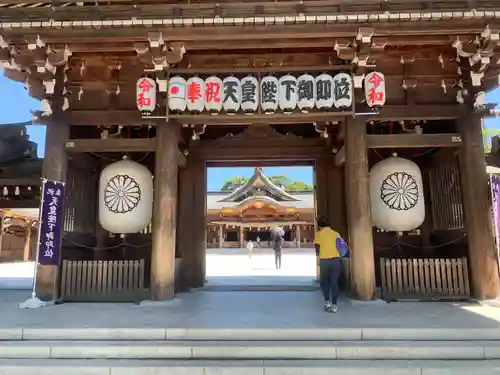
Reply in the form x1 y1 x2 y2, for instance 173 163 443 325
19 179 65 309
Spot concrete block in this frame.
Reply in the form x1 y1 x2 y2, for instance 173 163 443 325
22 328 167 341
361 328 500 341
0 328 22 340
110 366 204 375
336 342 485 360
263 361 421 375
191 345 337 359
166 328 362 341
0 367 109 375
50 344 192 359
0 346 50 359
421 361 500 375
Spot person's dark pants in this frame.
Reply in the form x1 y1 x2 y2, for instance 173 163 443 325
319 257 342 304
274 250 282 269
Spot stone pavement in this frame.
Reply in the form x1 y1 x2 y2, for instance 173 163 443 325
3 288 500 331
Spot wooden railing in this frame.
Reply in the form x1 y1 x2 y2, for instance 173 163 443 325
380 257 470 301
60 259 146 301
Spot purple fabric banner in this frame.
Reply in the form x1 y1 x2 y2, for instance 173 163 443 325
38 180 65 266
491 175 500 254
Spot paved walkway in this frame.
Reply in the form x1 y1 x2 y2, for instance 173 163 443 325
3 289 500 330
3 249 500 332
205 247 317 288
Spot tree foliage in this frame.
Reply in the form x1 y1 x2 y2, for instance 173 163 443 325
220 174 312 191
221 176 248 191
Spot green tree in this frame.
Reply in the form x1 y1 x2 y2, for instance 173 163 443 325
285 181 313 191
268 175 292 186
221 176 248 191
483 128 500 153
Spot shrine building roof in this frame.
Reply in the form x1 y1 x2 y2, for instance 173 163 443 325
206 167 314 211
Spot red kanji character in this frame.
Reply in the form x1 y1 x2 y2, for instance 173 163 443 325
137 93 152 108
138 78 154 93
368 88 384 105
367 73 384 89
187 81 202 103
206 81 221 103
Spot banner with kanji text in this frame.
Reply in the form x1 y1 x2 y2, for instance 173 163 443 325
38 180 65 266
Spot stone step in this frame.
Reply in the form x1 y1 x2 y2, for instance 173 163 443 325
5 327 500 341
0 359 499 375
1 340 500 360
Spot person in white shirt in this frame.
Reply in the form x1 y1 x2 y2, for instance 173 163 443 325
246 240 254 260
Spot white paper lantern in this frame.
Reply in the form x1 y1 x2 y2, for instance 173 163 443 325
370 157 425 232
168 76 186 113
136 77 156 113
204 75 223 114
333 73 353 109
222 76 241 114
260 75 279 114
315 73 334 110
364 71 386 107
99 160 153 234
240 76 259 114
186 76 205 113
297 74 315 113
278 74 297 114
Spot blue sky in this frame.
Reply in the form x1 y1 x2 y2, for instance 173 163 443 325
0 67 498 191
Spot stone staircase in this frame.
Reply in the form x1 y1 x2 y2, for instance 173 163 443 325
2 327 500 374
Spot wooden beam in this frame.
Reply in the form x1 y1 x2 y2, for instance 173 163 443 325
2 21 493 44
0 200 40 209
0 178 41 186
193 144 327 161
64 137 187 167
374 105 466 121
65 138 157 153
366 134 463 149
334 146 345 166
206 160 314 168
62 105 465 126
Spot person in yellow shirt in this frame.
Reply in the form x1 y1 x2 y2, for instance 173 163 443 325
314 217 342 313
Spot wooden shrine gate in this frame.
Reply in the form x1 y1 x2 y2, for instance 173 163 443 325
1 1 500 302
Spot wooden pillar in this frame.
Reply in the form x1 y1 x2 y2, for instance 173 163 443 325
190 158 206 287
296 225 301 248
345 116 375 300
177 157 195 288
314 159 329 220
37 118 69 300
458 114 500 299
218 225 224 247
326 161 347 239
239 225 244 247
150 123 179 300
23 222 32 262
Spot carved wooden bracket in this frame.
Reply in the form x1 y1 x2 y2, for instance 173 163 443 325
135 33 187 70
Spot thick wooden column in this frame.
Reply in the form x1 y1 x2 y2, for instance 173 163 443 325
326 160 348 239
177 158 195 288
314 159 329 220
150 124 179 300
345 117 375 300
37 118 69 300
189 158 206 288
458 114 500 299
